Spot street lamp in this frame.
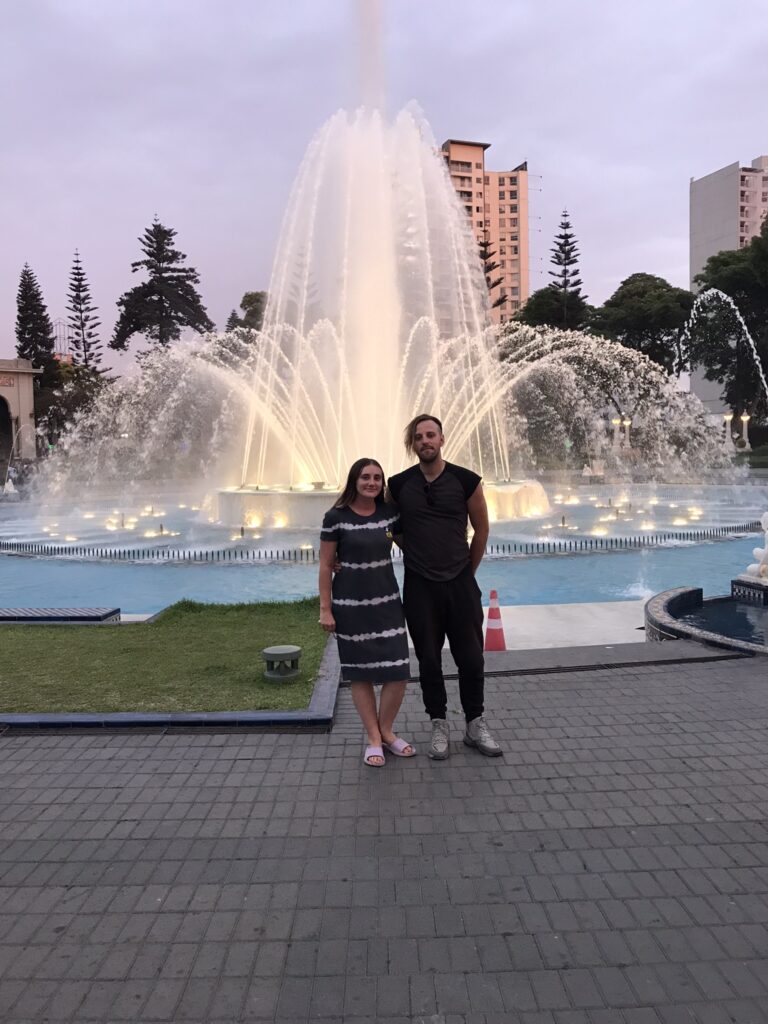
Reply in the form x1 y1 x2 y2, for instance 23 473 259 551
740 413 752 451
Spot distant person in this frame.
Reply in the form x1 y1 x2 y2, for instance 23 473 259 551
388 415 502 760
319 458 415 767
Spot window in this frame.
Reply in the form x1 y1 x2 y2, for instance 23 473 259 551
498 176 505 186
498 205 505 214
509 190 517 199
510 234 519 241
511 219 518 227
484 175 489 184
511 245 519 255
499 218 506 227
499 246 506 255
476 220 483 228
510 176 517 185
475 177 482 183
498 190 505 200
475 206 481 213
475 162 482 169
484 219 490 227
476 191 483 198
500 260 506 268
510 204 518 213
511 287 519 296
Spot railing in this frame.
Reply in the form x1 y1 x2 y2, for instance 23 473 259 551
0 521 761 564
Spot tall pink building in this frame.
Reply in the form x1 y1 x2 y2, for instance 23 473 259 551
441 139 529 324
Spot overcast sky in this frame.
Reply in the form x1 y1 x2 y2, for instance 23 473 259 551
2 0 766 361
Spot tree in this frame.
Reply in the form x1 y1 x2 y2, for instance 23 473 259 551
66 251 103 370
589 273 694 375
478 238 504 309
518 210 589 329
111 219 214 349
225 309 240 332
688 216 768 418
239 291 267 331
16 264 55 367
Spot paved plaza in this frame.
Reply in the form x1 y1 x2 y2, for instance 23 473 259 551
1 647 768 1023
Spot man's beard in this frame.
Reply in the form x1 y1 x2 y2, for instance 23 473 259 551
417 448 439 463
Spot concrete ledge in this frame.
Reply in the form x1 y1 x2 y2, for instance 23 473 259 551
0 637 341 734
645 587 765 656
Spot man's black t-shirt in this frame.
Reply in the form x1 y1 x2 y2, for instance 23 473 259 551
388 462 481 582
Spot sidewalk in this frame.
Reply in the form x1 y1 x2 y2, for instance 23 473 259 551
1 646 767 1022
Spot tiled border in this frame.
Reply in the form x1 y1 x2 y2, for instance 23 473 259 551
645 587 767 656
0 637 341 733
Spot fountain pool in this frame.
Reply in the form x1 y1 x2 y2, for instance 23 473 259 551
2 483 765 613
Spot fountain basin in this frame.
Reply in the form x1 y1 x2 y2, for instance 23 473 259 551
215 479 550 528
645 583 768 655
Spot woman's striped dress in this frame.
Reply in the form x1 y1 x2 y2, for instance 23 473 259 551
320 504 410 684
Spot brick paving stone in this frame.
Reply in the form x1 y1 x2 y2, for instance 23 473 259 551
2 656 768 1022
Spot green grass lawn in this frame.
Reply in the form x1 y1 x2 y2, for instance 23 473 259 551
0 598 326 714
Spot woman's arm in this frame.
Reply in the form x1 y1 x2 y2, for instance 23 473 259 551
318 539 338 631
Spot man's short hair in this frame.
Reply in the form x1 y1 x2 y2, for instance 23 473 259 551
404 413 443 455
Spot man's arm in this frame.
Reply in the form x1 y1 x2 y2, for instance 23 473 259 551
467 483 490 574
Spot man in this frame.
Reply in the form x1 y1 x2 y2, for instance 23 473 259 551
388 414 502 760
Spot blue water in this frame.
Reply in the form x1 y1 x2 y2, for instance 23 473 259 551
0 535 756 613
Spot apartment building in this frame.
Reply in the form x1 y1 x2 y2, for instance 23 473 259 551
690 154 768 285
441 139 529 323
688 155 768 413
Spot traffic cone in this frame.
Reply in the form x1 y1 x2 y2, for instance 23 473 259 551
484 589 506 651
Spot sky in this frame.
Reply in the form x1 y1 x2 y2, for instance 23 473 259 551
2 0 767 362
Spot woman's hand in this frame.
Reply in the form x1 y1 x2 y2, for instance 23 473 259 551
318 609 336 633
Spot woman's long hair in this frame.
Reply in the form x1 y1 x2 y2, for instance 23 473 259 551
333 458 386 509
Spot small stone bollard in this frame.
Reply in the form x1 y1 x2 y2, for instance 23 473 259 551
262 644 302 681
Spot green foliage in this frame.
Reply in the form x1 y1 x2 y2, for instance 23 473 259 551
517 284 590 330
15 263 55 367
518 211 589 329
225 308 241 331
111 219 214 350
67 251 103 369
589 273 694 374
689 217 768 418
549 211 584 297
239 290 267 330
478 238 504 309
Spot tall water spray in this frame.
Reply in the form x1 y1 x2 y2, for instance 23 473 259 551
240 105 511 489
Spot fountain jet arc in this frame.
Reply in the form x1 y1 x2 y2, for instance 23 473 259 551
238 106 512 491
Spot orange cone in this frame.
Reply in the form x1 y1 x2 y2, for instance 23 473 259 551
484 589 506 651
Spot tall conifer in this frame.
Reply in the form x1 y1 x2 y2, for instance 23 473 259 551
66 251 103 369
111 219 214 349
16 264 55 366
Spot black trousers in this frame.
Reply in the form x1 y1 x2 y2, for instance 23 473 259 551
403 565 485 722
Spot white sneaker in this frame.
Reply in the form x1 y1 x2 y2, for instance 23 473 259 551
428 718 450 759
464 715 502 756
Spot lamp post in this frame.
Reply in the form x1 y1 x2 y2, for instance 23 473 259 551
622 418 632 449
611 417 621 450
723 412 734 450
740 413 752 451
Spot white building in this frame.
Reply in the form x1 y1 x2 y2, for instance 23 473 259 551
688 155 768 413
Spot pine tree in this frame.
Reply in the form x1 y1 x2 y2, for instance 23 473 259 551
16 264 55 366
547 210 588 328
111 219 215 349
66 251 103 369
478 238 505 310
225 309 241 332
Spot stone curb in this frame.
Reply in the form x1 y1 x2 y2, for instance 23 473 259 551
0 636 341 734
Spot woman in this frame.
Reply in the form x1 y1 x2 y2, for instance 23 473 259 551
319 458 415 767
